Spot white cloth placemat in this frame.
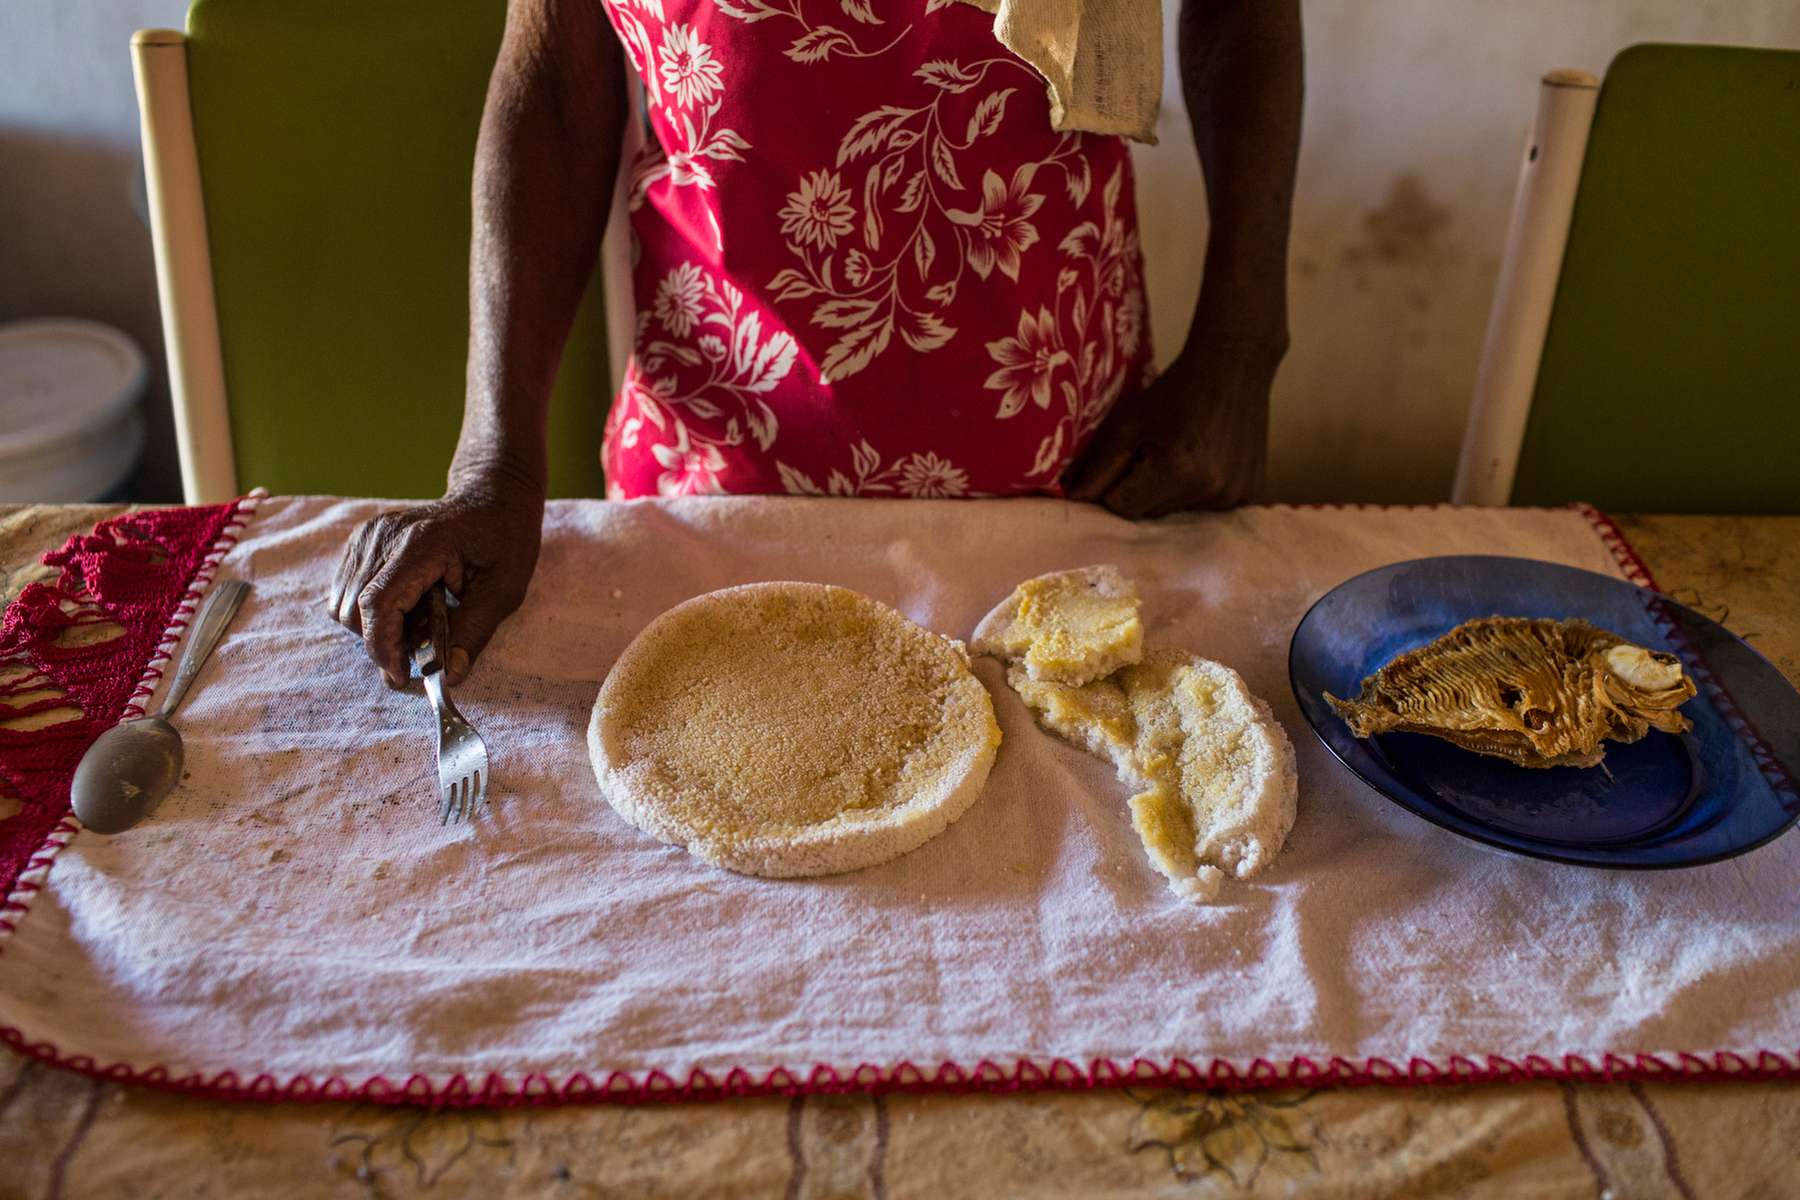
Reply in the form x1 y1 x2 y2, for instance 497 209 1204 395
3 496 1796 1100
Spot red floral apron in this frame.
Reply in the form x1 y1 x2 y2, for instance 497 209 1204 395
598 0 1154 499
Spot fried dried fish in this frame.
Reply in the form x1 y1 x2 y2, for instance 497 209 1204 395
1326 617 1695 768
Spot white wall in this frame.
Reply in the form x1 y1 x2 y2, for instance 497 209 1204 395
0 0 190 501
4 2 1798 503
1134 0 1800 502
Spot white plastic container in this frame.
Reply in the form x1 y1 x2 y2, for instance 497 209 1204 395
0 319 148 502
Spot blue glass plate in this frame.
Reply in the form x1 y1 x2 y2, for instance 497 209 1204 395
1288 556 1800 868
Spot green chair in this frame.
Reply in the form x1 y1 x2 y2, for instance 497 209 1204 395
132 0 618 502
1454 44 1800 513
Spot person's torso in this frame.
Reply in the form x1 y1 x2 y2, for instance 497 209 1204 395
598 0 1153 499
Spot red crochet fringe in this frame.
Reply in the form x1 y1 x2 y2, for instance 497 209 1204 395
0 498 1794 1108
0 496 260 919
1574 504 1797 808
1 1031 1795 1107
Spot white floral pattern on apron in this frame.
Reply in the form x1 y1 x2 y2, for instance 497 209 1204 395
598 0 1153 499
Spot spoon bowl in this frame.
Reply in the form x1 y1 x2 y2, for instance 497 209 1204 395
66 579 249 835
71 717 184 833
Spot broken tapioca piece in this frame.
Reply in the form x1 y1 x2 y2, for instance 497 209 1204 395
977 566 1298 905
972 565 1143 687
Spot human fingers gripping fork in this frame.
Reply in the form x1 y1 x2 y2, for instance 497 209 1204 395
328 510 463 688
326 491 542 689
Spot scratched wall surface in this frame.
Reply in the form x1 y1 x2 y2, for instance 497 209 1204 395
1132 0 1800 503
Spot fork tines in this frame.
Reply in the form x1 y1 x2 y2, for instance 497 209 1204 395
439 767 486 826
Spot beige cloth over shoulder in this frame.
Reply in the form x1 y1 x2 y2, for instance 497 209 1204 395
953 0 1163 143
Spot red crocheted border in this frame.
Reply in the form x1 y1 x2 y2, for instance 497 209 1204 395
1572 503 1661 589
1573 504 1797 808
1 498 1795 1108
0 493 263 941
1 1033 1796 1107
116 502 266 723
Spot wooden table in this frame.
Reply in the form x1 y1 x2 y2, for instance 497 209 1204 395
2 507 1796 1199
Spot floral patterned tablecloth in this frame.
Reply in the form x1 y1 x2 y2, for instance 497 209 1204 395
2 506 1796 1199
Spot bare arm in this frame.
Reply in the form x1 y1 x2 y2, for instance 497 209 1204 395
457 0 628 496
329 0 627 686
1178 0 1302 356
1066 0 1302 515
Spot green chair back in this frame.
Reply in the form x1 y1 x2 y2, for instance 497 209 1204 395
1512 43 1800 513
185 0 610 499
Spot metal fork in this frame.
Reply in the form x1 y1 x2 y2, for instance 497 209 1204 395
409 586 490 825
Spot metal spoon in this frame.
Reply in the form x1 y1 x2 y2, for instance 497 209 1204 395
71 580 251 834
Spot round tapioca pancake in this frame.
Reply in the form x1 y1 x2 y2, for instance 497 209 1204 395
590 582 1001 878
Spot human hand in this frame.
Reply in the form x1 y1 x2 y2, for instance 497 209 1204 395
1063 336 1282 518
326 477 544 689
